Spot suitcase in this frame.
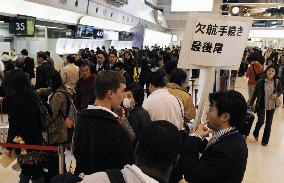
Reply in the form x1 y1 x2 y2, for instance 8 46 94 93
239 111 255 137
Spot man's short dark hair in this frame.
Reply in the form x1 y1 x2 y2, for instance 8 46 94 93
21 49 28 56
165 61 177 75
14 57 25 68
146 71 165 87
136 120 181 169
247 53 259 63
45 51 50 57
96 50 105 57
37 51 47 60
109 51 117 57
209 90 247 129
67 55 75 64
170 68 187 86
113 61 124 70
80 62 90 69
129 85 145 106
94 70 126 99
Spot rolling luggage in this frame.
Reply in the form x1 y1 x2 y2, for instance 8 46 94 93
239 109 255 137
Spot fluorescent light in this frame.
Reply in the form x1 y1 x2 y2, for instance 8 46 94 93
249 29 284 38
0 0 82 25
171 0 213 12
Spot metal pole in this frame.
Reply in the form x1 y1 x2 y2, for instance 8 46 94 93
194 88 198 108
58 145 65 174
0 100 3 125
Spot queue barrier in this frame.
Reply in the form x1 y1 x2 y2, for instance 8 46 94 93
0 142 65 174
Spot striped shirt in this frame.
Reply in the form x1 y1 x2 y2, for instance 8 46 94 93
211 127 235 144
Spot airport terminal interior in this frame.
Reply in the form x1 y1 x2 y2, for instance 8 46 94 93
0 0 284 183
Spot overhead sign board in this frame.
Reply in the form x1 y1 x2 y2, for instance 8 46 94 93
178 13 253 68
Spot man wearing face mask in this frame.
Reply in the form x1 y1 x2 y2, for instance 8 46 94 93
123 86 151 138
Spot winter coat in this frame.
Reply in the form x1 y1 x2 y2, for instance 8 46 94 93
246 62 264 85
166 83 196 120
48 87 68 144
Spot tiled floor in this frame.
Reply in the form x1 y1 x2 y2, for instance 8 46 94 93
0 77 284 183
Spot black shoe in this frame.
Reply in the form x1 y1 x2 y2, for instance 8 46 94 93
253 134 258 141
261 143 268 146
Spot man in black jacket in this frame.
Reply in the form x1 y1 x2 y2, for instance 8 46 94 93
21 49 35 80
34 51 53 90
74 70 134 176
181 90 248 183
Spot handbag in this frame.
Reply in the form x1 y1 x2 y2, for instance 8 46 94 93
17 151 44 165
275 97 281 107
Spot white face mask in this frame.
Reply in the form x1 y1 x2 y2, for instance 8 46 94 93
122 98 132 108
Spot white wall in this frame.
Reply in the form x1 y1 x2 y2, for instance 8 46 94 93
143 29 171 47
169 29 184 46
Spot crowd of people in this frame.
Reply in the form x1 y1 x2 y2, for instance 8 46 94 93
0 45 251 183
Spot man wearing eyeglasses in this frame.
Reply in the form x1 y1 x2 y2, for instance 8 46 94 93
95 51 109 75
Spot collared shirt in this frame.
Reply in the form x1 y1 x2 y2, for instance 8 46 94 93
211 127 235 144
264 79 275 110
87 105 118 118
142 88 184 129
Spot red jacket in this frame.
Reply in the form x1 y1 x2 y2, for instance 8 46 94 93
246 62 264 85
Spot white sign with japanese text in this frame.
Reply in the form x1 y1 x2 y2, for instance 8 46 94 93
178 13 253 68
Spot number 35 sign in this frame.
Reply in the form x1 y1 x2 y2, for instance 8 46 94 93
14 19 27 35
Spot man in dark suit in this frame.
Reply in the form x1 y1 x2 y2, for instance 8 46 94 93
34 51 53 90
181 90 248 183
21 49 35 80
94 50 110 75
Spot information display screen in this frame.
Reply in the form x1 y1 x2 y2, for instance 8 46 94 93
75 25 104 39
118 31 133 41
14 15 36 36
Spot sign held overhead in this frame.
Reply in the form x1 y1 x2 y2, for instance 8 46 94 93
178 13 253 68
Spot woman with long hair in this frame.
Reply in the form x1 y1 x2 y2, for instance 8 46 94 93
4 69 44 182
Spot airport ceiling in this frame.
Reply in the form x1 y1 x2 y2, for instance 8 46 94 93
156 0 284 29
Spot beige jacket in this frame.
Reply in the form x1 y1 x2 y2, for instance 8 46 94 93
166 83 196 120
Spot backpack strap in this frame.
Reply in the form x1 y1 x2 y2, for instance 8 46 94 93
55 90 71 119
105 169 126 183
